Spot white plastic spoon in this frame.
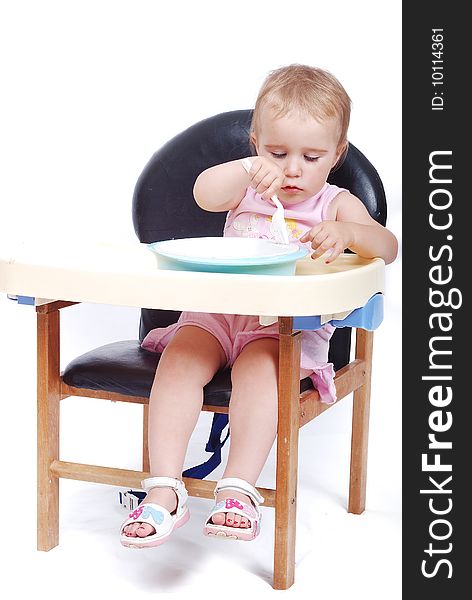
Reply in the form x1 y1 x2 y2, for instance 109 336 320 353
241 158 290 245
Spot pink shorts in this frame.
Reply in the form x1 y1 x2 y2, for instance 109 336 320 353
141 312 337 404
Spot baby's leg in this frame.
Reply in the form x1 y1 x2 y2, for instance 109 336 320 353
211 338 312 529
124 325 226 538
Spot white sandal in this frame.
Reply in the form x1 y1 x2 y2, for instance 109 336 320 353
120 476 189 548
203 477 264 541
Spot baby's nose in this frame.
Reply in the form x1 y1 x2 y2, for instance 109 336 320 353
284 160 302 176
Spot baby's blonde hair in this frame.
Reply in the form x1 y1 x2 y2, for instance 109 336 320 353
251 64 351 151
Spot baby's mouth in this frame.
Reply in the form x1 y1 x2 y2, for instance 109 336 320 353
282 185 302 192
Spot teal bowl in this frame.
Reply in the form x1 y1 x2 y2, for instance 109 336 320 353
147 237 308 276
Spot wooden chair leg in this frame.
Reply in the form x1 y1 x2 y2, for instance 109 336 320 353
273 317 302 590
142 404 150 473
348 328 374 514
37 309 61 550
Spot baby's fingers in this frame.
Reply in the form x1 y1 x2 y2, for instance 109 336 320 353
322 241 344 263
249 163 271 189
309 235 337 260
260 176 284 200
254 173 277 197
247 160 282 196
300 224 323 244
304 227 329 251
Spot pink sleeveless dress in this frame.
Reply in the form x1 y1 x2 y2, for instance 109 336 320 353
141 183 347 404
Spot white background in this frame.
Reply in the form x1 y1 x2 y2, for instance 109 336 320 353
0 1 402 598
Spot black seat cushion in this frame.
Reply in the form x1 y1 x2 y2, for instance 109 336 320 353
62 340 314 405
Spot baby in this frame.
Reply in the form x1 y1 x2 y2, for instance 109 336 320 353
120 64 398 546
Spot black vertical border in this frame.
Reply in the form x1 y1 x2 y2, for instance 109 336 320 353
403 2 467 597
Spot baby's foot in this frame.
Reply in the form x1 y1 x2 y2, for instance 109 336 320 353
211 489 252 528
123 487 177 538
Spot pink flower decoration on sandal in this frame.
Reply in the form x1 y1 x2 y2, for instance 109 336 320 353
129 507 143 520
225 498 244 511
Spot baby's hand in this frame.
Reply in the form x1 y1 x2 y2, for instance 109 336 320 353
243 156 284 201
300 221 355 263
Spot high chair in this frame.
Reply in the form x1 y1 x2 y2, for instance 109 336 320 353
36 110 387 589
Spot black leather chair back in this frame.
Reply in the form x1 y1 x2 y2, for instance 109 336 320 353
132 110 387 371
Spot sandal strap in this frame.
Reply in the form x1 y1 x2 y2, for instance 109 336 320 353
214 477 264 505
124 502 168 529
141 476 188 507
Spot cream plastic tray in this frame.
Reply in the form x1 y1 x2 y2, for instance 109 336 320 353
0 239 385 317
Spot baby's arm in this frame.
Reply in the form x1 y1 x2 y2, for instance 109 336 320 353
300 191 398 265
194 156 285 212
193 159 251 212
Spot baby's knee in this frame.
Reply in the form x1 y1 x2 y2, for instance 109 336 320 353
157 329 224 383
231 342 279 384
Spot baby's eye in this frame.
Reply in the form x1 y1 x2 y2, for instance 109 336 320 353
270 152 286 159
304 155 319 162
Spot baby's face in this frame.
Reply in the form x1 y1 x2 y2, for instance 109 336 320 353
252 106 344 204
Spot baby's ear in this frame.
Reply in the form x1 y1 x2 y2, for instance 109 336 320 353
336 140 348 161
331 141 349 171
250 130 258 152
